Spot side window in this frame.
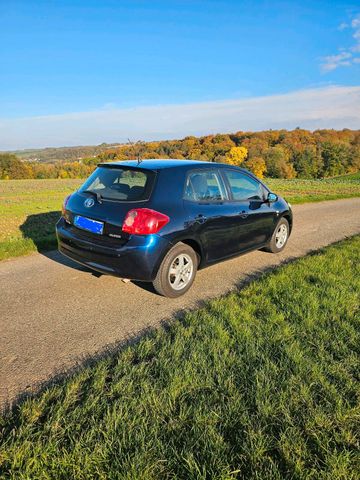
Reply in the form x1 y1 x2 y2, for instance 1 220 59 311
184 170 225 202
223 170 264 201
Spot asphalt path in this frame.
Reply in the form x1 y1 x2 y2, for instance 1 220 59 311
1 198 360 408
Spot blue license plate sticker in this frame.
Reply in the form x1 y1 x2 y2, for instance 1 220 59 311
74 215 104 234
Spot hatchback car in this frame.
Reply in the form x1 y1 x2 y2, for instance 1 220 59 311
56 159 292 297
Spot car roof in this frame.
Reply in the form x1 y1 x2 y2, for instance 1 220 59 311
99 159 212 170
98 159 248 172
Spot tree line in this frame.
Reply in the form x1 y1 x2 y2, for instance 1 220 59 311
1 129 359 180
8 142 123 163
0 153 95 180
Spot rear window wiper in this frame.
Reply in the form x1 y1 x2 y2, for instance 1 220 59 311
82 190 103 204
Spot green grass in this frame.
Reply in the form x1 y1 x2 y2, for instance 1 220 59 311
329 171 360 181
0 175 360 261
266 176 360 204
0 179 81 260
1 236 359 479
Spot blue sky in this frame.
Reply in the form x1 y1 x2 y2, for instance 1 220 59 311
0 0 359 149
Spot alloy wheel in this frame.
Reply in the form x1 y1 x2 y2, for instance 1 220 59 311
168 253 194 290
275 223 288 249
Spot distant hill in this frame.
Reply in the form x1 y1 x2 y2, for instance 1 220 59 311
1 129 359 180
3 143 125 163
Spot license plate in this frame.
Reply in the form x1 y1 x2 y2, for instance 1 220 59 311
74 215 104 235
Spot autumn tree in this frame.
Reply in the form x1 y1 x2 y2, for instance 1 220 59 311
293 146 322 178
224 146 248 166
0 154 33 179
348 145 360 172
320 142 349 177
264 146 296 179
244 156 267 178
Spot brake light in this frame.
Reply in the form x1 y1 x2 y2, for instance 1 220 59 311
122 208 169 235
62 194 71 216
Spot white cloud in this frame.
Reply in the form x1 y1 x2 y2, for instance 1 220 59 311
351 16 360 28
338 22 349 30
321 52 352 72
0 86 359 150
321 13 360 72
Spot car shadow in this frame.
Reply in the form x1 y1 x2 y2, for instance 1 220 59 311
41 249 98 274
20 211 60 252
20 212 98 276
19 212 156 287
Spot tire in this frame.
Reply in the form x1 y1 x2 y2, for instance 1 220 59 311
153 242 198 297
264 217 290 253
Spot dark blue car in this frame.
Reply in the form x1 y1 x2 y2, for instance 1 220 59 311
56 159 292 297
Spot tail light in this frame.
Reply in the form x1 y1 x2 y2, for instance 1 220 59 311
62 194 71 216
122 208 169 235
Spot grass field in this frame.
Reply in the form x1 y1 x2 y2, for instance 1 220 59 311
265 176 360 204
1 236 359 479
330 171 360 181
0 179 81 261
0 175 360 261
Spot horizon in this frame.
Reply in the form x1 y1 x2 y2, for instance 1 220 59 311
2 121 360 154
1 0 360 150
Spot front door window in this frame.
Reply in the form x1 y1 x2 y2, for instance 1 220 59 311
223 169 264 201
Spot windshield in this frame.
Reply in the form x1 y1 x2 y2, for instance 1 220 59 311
78 166 156 202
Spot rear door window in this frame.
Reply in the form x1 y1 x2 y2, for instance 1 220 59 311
79 167 155 201
184 170 226 202
223 169 264 201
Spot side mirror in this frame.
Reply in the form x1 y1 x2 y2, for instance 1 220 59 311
267 192 278 203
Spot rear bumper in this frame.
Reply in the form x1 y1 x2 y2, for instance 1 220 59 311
56 217 171 281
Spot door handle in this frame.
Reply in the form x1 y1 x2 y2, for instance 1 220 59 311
239 210 249 219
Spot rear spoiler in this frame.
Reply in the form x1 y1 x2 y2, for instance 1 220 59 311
97 163 157 174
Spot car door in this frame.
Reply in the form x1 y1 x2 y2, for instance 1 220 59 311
220 168 277 251
183 168 244 262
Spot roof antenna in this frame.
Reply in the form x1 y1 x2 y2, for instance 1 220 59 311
128 138 143 165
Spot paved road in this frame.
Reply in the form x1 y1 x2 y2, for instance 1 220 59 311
1 198 360 408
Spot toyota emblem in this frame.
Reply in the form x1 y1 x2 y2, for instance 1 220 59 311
84 197 95 208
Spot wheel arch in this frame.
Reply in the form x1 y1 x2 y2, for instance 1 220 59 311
282 211 293 233
150 236 204 280
180 238 203 267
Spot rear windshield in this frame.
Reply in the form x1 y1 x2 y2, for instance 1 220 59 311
78 166 155 202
